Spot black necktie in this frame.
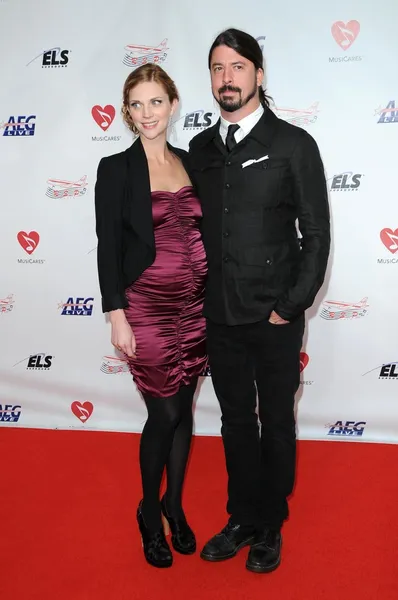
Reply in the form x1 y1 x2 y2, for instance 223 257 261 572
225 124 240 152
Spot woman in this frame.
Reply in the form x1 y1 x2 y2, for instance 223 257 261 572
94 64 207 568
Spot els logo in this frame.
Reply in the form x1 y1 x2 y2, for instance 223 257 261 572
363 361 398 380
17 231 40 254
375 101 398 124
123 38 168 68
26 47 70 68
326 420 366 437
26 353 53 370
12 353 53 370
59 297 94 316
331 21 360 50
0 405 22 423
1 115 36 136
328 171 363 192
71 401 94 423
178 109 214 131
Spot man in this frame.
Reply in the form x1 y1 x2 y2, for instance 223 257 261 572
189 29 330 573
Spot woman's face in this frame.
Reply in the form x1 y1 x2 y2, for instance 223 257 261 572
127 80 176 140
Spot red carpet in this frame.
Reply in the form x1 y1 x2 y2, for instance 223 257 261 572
1 429 397 600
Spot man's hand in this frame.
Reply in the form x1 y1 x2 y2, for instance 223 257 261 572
268 310 289 325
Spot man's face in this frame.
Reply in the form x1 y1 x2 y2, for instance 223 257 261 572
210 45 263 113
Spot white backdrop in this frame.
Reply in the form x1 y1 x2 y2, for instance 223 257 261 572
1 0 398 443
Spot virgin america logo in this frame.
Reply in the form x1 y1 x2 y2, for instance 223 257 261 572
320 297 369 320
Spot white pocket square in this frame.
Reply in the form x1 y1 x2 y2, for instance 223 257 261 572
241 155 269 169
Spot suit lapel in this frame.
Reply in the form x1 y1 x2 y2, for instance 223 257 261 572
125 138 155 250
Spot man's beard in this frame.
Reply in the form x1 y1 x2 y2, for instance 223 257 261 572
215 79 258 113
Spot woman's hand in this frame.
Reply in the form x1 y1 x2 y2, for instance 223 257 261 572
109 310 136 358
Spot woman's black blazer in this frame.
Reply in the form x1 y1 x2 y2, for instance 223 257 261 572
94 138 191 313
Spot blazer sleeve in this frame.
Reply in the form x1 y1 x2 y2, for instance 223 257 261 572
94 156 129 314
274 131 331 320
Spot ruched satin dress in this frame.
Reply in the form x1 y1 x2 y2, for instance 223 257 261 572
124 186 207 397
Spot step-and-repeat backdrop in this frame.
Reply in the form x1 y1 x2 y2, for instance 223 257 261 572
1 0 397 443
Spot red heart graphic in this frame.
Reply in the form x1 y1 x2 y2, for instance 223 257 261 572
380 228 398 254
17 230 40 255
331 20 360 50
91 105 115 131
71 401 94 423
300 352 309 372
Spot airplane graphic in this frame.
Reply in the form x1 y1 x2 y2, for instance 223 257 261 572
123 39 168 68
320 297 369 320
274 102 319 126
47 175 87 189
0 294 15 313
46 176 88 198
100 355 130 375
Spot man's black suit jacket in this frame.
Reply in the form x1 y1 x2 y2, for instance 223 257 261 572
189 108 331 324
94 138 190 313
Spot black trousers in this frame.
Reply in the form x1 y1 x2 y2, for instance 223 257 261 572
206 314 304 530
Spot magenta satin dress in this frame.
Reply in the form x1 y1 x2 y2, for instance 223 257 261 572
124 186 207 397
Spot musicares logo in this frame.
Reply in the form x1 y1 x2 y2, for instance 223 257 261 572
92 105 115 131
329 20 362 63
378 228 398 264
331 20 360 50
17 230 39 254
300 352 309 372
299 352 314 386
91 105 121 142
380 228 398 253
71 401 94 423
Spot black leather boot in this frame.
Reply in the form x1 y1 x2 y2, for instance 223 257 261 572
160 496 196 555
137 501 173 568
200 522 256 561
246 528 282 573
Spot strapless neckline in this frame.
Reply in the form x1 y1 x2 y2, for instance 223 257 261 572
151 185 193 196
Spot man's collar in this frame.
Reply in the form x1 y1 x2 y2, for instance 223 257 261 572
219 104 264 139
191 106 280 150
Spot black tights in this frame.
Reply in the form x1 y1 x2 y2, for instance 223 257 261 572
139 380 197 530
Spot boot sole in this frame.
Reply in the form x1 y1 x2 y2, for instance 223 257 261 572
246 556 281 573
200 537 255 562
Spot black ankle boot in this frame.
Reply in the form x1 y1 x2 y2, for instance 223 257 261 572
160 496 196 555
137 501 173 568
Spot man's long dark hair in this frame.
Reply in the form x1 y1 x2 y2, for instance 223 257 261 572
208 28 273 109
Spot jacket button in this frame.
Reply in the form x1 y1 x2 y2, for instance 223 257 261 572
223 231 229 238
224 207 229 213
223 256 229 263
226 161 232 166
266 259 272 265
225 183 230 189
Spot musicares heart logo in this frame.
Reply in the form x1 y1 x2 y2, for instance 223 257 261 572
71 401 94 423
300 352 309 372
380 228 398 254
331 20 360 51
17 231 40 255
91 105 116 131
